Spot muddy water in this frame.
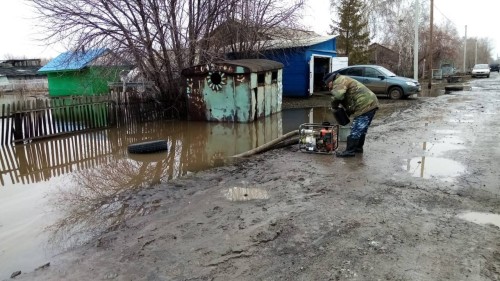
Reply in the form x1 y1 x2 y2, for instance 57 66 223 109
0 106 338 276
404 133 467 182
457 212 500 228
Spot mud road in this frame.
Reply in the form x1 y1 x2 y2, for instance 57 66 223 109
14 76 500 280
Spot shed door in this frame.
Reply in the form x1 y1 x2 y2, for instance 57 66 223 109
309 56 314 95
331 57 349 72
309 55 335 95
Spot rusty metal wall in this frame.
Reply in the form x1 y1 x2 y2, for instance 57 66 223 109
185 66 282 123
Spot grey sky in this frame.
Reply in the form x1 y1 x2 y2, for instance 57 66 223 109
0 0 498 60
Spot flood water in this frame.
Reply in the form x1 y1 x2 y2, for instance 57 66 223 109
0 106 336 276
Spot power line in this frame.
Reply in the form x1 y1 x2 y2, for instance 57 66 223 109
433 3 458 28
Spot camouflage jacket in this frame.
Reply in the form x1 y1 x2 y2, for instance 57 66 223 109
330 75 379 117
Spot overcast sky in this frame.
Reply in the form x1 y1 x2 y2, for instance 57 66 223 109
1 0 499 60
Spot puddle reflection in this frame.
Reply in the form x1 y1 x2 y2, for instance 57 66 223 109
457 212 500 228
47 161 165 248
0 106 335 275
406 138 467 182
1 107 339 188
405 157 465 182
415 139 466 156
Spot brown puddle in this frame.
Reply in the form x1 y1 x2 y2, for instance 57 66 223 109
405 138 466 182
405 157 466 182
0 106 339 275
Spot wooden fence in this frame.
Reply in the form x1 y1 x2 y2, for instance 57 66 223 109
0 130 114 186
0 96 115 146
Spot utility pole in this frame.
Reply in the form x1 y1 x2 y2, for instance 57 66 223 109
427 0 433 89
413 0 419 80
463 25 467 73
475 39 478 65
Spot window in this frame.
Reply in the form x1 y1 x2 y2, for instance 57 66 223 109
257 73 265 84
365 67 382 78
271 71 278 82
346 67 363 77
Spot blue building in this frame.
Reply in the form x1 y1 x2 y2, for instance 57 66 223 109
261 35 347 97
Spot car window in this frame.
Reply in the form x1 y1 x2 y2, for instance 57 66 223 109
346 67 363 77
474 64 489 69
364 67 382 78
338 68 348 75
374 66 397 77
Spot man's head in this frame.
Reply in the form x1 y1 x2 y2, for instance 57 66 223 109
324 72 339 89
325 72 339 83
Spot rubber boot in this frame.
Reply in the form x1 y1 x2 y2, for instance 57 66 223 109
355 134 366 153
336 136 359 157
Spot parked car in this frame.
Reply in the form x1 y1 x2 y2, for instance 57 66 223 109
471 64 491 78
489 63 499 72
324 65 421 99
441 63 456 77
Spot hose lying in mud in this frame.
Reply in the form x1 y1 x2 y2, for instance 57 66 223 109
232 130 300 158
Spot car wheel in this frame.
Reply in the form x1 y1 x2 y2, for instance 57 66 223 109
487 74 490 78
388 87 403 100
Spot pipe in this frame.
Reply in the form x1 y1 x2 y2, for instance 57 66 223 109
232 130 300 158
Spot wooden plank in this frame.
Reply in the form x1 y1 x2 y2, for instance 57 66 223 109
1 104 6 145
90 97 96 129
53 98 61 134
6 103 12 145
63 102 69 133
76 99 82 131
69 98 76 132
27 100 34 140
37 100 45 137
86 96 93 129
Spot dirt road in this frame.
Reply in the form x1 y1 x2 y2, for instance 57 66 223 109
15 77 500 280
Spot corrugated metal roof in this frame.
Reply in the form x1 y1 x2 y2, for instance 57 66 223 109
261 35 337 50
38 48 108 73
181 59 283 76
0 66 44 78
217 59 283 72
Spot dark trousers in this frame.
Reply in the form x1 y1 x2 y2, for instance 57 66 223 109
348 109 377 139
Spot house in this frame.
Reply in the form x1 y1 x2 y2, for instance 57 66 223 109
0 59 45 81
203 21 344 97
38 48 131 96
0 59 47 91
181 59 283 122
257 35 346 97
368 43 398 73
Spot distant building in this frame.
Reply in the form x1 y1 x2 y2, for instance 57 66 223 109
368 43 398 73
38 48 131 96
0 59 47 91
0 59 46 80
206 21 343 97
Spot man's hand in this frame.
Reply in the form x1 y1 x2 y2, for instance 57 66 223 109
328 81 333 90
331 100 339 110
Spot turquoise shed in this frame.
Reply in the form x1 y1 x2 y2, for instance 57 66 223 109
181 59 283 123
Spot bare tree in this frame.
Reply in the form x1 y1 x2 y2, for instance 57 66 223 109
30 0 304 116
455 37 494 71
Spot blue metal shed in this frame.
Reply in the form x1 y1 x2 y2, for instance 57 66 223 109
261 35 347 97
